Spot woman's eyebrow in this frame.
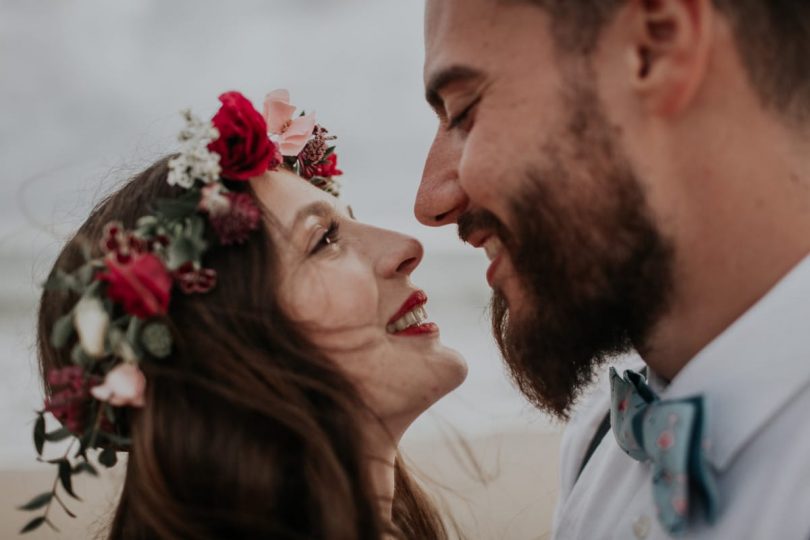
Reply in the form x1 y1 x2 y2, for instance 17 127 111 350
292 201 333 230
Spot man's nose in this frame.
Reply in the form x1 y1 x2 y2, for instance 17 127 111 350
414 129 468 226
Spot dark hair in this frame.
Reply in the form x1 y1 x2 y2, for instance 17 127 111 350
524 0 810 123
37 157 448 539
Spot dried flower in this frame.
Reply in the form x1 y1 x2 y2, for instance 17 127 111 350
209 193 261 246
44 367 96 433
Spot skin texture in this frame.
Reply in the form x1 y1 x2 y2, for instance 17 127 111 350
252 169 467 518
418 0 810 413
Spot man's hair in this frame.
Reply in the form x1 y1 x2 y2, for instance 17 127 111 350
528 0 810 123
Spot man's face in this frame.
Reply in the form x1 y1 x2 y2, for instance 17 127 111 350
419 0 675 417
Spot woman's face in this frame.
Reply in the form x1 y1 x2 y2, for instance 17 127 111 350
252 170 467 437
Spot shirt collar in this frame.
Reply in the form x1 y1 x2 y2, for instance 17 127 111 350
659 254 810 471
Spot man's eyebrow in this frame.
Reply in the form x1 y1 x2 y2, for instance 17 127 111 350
425 65 485 111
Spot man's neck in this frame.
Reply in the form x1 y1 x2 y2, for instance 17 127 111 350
642 125 810 381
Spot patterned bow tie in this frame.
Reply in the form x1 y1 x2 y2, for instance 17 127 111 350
609 368 719 536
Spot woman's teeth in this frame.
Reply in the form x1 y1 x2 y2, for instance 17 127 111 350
387 306 428 334
483 236 503 261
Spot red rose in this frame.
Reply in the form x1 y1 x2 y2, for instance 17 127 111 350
207 91 282 181
99 252 173 319
302 153 343 180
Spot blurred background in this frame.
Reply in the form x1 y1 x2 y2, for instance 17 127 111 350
0 1 562 537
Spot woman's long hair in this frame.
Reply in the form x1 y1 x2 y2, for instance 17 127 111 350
37 157 448 539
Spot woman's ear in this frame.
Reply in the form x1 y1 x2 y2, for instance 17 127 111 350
626 0 714 117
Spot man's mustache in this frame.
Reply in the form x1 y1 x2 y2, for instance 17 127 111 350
457 209 513 248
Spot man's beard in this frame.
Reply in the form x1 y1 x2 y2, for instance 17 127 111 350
466 84 675 420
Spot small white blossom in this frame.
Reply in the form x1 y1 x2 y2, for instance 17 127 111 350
167 110 222 189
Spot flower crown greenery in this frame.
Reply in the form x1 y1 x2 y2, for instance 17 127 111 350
18 90 343 535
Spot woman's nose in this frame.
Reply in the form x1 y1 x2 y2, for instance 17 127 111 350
376 231 424 279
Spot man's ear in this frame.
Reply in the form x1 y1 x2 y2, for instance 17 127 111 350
627 0 714 117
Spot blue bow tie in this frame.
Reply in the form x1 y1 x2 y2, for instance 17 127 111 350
609 368 720 536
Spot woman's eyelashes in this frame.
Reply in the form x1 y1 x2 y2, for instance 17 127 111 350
310 220 341 255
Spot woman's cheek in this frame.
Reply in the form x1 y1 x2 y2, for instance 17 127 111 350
285 258 378 330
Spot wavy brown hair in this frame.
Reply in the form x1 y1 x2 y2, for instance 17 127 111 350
37 157 448 539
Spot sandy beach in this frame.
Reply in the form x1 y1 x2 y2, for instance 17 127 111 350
1 429 561 540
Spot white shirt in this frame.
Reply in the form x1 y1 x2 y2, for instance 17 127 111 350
552 255 810 540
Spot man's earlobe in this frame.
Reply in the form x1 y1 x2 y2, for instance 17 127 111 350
630 0 713 117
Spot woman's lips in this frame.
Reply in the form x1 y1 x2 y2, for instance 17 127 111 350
386 290 438 336
388 290 428 326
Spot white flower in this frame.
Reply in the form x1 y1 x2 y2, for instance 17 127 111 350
73 297 109 358
90 363 146 408
167 110 222 189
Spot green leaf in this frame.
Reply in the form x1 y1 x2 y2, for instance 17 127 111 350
57 460 80 500
50 313 75 349
18 492 52 511
34 415 45 456
76 263 96 287
72 461 99 477
141 322 172 359
70 343 93 367
155 190 201 220
101 431 132 447
323 145 336 158
44 427 73 443
44 269 80 293
166 233 207 271
19 516 46 534
125 317 145 358
99 447 118 468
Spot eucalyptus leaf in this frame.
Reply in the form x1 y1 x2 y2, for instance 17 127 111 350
19 516 46 534
72 461 99 477
50 313 74 349
101 431 133 447
70 343 93 367
57 459 80 500
34 415 45 456
44 427 73 442
18 492 52 511
76 263 95 287
44 269 81 294
99 447 118 468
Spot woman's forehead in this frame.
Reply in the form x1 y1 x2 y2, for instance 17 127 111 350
251 169 345 227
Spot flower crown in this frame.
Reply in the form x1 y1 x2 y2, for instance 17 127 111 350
17 90 343 535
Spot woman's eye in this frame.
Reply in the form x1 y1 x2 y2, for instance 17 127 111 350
447 98 480 131
311 221 340 255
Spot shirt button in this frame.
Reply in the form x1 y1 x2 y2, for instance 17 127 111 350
633 515 651 539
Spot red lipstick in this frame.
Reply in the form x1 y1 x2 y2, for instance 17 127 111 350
388 290 428 326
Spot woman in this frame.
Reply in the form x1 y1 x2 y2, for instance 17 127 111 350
24 90 467 539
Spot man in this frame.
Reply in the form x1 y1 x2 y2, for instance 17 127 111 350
416 0 810 538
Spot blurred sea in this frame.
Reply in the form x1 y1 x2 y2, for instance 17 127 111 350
0 0 556 469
